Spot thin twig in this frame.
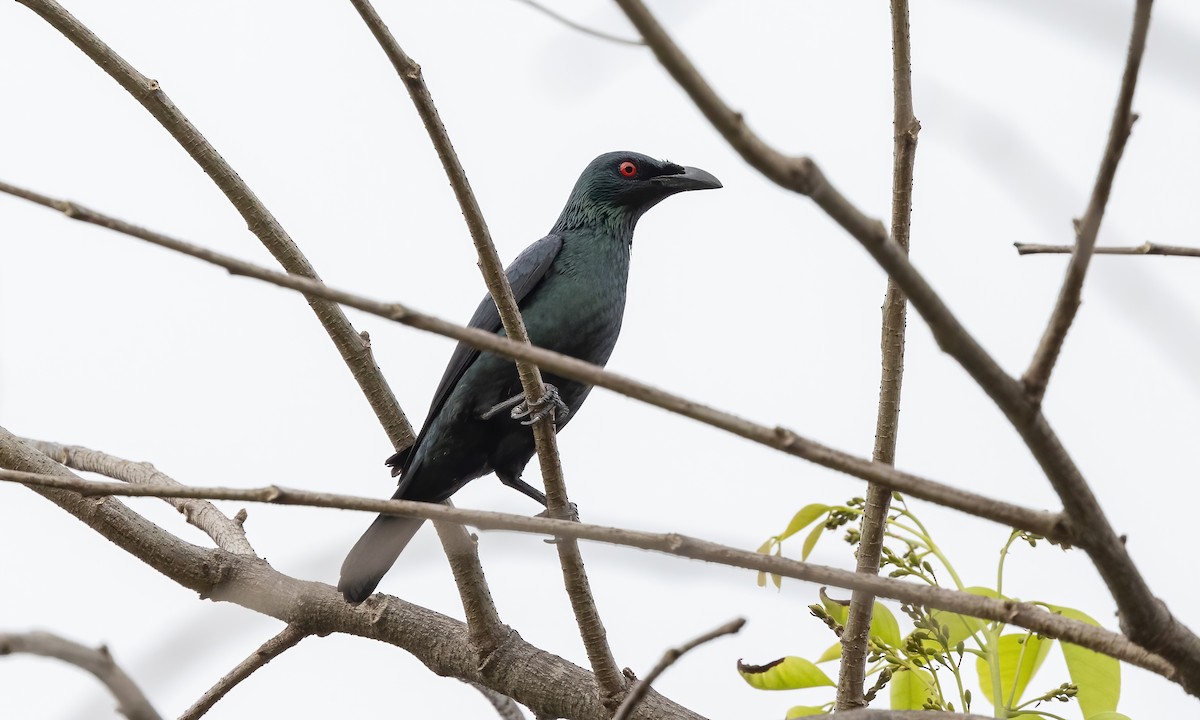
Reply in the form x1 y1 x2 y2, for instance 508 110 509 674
839 0 919 709
1021 0 1153 403
178 624 308 720
0 631 162 720
1015 241 1200 258
617 0 1200 691
0 465 1172 679
467 681 530 720
612 618 745 720
0 182 1067 542
346 0 623 703
24 438 254 556
511 0 644 46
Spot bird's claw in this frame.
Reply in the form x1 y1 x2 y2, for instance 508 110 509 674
538 501 580 543
482 384 569 426
513 385 570 426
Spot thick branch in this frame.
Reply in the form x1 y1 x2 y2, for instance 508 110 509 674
0 184 1067 543
839 0 919 709
617 0 1200 693
0 427 701 720
178 624 308 720
0 631 161 720
612 618 745 720
25 438 254 556
1021 0 1153 403
1015 241 1200 258
0 465 1173 681
346 0 623 703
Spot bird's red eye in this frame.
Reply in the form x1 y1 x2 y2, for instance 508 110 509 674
618 161 638 178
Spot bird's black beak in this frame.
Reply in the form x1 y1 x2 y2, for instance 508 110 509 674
651 165 723 193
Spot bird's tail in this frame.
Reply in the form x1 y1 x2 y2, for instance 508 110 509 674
338 513 425 603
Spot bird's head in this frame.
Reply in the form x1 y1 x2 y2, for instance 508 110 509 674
552 151 722 236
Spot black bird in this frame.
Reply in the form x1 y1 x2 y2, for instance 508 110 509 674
338 151 721 602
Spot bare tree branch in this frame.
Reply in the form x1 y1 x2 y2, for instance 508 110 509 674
1015 241 1200 258
1021 0 1153 403
24 438 254 556
178 624 308 720
0 464 1174 681
0 631 161 720
0 427 704 720
612 618 745 720
12 0 511 687
511 0 644 46
615 0 1200 692
0 182 1069 544
345 0 624 704
839 0 919 708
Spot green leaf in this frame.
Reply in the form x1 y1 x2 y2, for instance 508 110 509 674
819 588 849 626
890 666 936 710
976 633 1052 709
1048 605 1120 718
785 706 829 718
815 641 842 664
780 504 831 541
801 521 826 560
870 602 903 648
929 587 1000 647
737 657 835 691
1084 713 1132 720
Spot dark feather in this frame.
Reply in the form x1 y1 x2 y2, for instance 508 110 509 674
386 233 564 479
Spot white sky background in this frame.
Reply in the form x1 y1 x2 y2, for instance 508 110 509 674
2 0 1199 717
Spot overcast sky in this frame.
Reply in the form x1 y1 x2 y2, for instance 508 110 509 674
2 1 1199 718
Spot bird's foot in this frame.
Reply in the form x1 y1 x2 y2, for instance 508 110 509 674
481 384 569 426
538 502 580 543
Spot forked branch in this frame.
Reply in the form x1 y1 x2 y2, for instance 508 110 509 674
1022 0 1154 403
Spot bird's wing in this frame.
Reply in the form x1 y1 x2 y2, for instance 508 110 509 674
387 233 564 477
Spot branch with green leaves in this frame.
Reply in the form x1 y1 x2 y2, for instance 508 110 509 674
747 496 1133 720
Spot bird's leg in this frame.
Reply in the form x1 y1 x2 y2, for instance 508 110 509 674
480 394 524 420
496 472 548 507
480 384 570 426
